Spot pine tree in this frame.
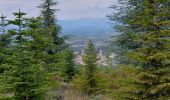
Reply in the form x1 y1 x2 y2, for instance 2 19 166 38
25 17 54 68
5 9 47 100
110 0 170 99
37 0 57 27
0 13 10 67
0 14 7 33
108 0 143 65
0 15 12 95
37 0 70 77
38 0 66 53
83 41 98 95
64 50 76 82
0 34 11 75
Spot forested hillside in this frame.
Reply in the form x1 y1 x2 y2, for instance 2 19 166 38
0 0 169 100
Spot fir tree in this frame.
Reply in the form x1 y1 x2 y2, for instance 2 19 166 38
0 34 11 74
64 50 76 82
83 41 98 95
6 9 47 100
0 14 10 67
38 0 69 77
37 0 58 27
38 0 65 53
25 17 54 66
108 0 143 65
0 14 7 33
110 0 170 99
0 14 13 97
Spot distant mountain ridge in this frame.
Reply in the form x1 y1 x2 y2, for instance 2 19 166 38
57 18 117 52
58 18 115 36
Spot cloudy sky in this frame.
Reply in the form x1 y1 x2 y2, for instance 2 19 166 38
0 0 117 20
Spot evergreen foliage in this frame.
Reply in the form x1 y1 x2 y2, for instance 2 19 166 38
1 9 48 100
0 0 169 99
82 41 98 95
38 0 65 53
0 16 12 96
38 0 68 75
37 0 58 27
110 0 170 99
64 50 76 82
0 1 74 99
0 14 7 33
0 14 10 75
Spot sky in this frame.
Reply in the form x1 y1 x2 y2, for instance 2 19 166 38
0 0 117 20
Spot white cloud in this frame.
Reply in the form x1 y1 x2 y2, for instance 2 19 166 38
0 0 41 19
0 0 117 20
57 0 117 20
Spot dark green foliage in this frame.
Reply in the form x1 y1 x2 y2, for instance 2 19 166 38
0 1 76 99
83 41 98 95
37 0 58 27
108 0 144 65
64 50 76 82
25 17 54 70
0 14 7 33
0 14 13 96
111 33 142 65
38 0 66 53
73 41 99 96
0 33 12 91
2 10 48 100
0 14 10 69
110 0 170 99
38 0 68 75
0 33 11 64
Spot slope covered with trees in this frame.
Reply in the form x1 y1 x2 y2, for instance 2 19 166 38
0 0 75 99
0 0 169 100
109 0 170 99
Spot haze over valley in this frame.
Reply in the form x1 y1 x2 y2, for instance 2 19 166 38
59 18 117 51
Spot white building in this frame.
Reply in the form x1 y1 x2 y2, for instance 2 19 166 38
75 48 115 66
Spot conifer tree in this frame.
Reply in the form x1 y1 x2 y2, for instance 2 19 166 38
108 0 143 65
0 13 10 67
110 0 170 99
38 0 57 27
0 14 7 33
83 41 98 95
38 0 66 53
25 17 54 67
0 33 11 75
64 50 76 82
0 15 12 95
38 0 69 76
6 9 47 100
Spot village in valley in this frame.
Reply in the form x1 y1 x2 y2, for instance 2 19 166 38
75 48 116 66
0 0 169 99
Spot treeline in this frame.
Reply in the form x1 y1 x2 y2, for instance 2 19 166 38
109 0 170 99
0 0 76 99
0 0 170 100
